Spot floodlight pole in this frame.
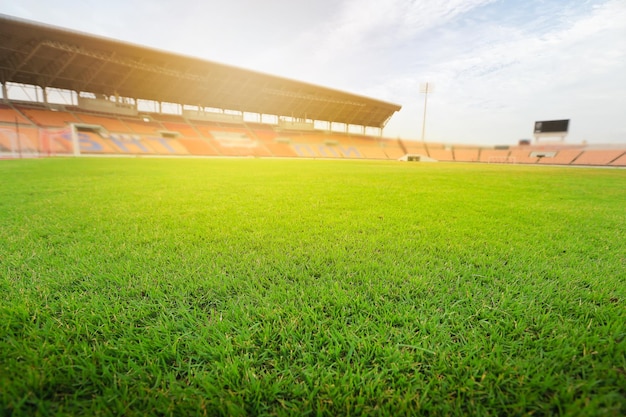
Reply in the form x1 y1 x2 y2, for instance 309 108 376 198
420 82 432 157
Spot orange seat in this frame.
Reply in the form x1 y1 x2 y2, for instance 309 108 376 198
454 148 480 162
77 131 118 153
429 148 455 161
76 114 130 132
536 149 582 165
20 108 79 127
121 118 162 135
178 138 220 155
161 122 200 138
572 150 625 166
508 150 540 164
609 152 626 166
264 142 299 157
102 133 156 154
0 106 32 125
479 149 511 163
143 136 190 155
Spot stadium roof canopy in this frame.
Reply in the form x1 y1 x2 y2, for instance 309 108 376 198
0 14 401 128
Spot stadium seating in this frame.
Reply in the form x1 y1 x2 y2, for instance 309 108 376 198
428 148 455 161
207 128 271 157
74 131 118 154
536 149 583 165
291 143 340 158
2 103 625 166
145 137 190 155
149 113 183 122
400 141 428 155
0 105 32 125
258 131 300 157
571 150 625 166
0 127 21 152
75 113 131 132
356 145 390 159
379 142 406 160
160 122 201 138
0 126 48 154
120 117 163 135
263 142 299 157
478 149 512 163
609 152 626 167
18 107 79 127
453 148 480 162
508 150 540 164
177 138 220 156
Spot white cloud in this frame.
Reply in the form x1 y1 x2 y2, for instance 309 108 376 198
379 0 626 144
297 0 495 62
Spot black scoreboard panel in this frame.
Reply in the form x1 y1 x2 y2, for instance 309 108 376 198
534 119 569 134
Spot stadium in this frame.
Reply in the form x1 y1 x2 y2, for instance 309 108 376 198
2 15 625 165
1 13 625 416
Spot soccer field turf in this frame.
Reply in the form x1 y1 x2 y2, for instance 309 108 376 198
1 158 625 416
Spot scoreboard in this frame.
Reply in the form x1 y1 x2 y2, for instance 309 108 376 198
534 120 569 134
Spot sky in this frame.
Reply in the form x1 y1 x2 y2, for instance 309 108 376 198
1 0 625 145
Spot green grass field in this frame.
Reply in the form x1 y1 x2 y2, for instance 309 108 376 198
1 158 625 416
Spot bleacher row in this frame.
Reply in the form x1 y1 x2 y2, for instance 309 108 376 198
0 103 405 160
419 146 626 167
1 103 625 166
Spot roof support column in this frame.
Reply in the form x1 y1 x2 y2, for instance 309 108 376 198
1 83 7 102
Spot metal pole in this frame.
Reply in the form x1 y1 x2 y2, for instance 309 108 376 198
420 82 431 157
15 117 22 159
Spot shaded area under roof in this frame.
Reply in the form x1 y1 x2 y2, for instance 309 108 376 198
0 14 401 128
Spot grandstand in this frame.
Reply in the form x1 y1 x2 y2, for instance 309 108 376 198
1 14 625 166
